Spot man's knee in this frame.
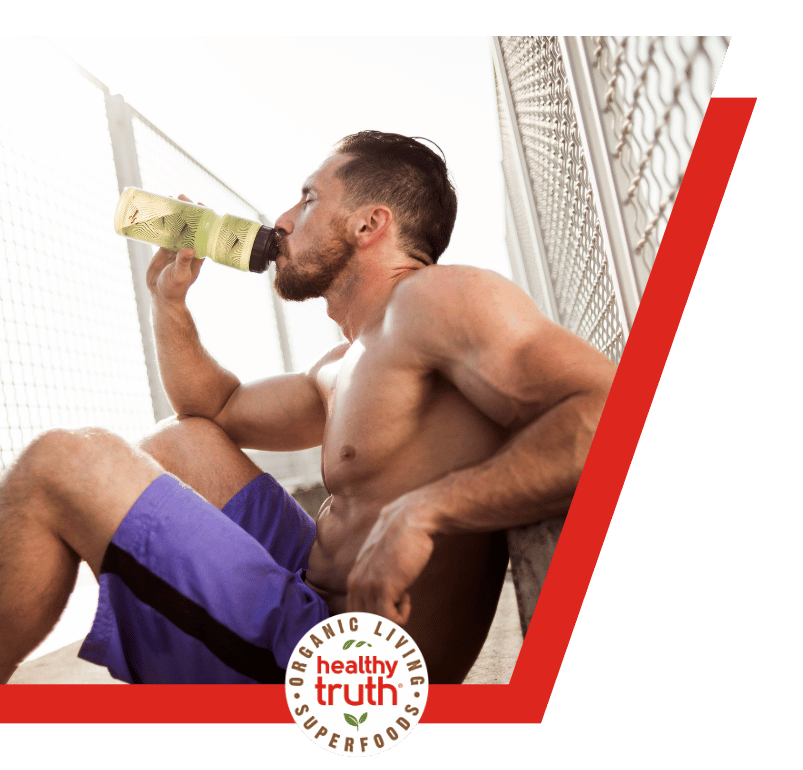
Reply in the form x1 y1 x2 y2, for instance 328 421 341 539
16 427 126 491
137 415 261 510
138 414 225 460
7 427 162 572
6 426 154 532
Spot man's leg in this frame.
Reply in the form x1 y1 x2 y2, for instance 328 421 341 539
83 418 323 682
136 416 262 510
0 428 163 682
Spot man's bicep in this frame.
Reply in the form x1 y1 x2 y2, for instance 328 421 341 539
406 268 615 427
445 320 612 429
214 372 326 451
439 314 569 428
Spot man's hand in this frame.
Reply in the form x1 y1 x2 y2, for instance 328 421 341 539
145 195 204 304
346 491 436 625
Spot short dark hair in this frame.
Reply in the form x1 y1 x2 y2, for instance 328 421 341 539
332 131 457 263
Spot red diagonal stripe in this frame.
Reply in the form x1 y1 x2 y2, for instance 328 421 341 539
0 99 754 725
502 97 757 722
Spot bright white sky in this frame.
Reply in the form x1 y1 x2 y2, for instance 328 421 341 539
49 36 511 279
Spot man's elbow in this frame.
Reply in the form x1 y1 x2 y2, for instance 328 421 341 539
572 387 610 468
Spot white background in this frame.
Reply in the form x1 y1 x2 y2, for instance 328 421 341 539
48 35 511 280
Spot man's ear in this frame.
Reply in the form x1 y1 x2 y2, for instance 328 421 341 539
351 205 393 248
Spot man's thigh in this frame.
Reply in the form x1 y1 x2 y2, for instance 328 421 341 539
79 472 326 683
137 415 262 510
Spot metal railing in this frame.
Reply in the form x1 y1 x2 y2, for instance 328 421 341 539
0 38 336 487
0 40 154 468
493 36 728 355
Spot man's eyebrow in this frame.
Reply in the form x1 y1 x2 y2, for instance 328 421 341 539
301 179 316 196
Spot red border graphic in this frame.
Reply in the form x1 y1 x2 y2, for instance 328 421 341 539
0 97 755 724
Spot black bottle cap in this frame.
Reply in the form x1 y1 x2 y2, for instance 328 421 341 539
249 226 280 273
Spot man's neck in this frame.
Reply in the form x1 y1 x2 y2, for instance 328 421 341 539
324 250 426 342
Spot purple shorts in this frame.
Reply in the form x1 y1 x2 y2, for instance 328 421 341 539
78 473 329 683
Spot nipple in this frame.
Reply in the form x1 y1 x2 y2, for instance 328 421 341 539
339 445 356 461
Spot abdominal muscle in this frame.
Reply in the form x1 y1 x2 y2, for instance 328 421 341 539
304 376 511 683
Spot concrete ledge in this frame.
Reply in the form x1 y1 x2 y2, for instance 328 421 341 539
507 515 566 635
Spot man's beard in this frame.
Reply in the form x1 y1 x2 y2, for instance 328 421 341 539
274 225 354 302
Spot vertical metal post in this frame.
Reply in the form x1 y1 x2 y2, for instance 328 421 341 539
491 37 568 635
490 37 559 323
105 92 174 421
559 37 641 332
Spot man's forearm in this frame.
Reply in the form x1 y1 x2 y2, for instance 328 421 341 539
347 390 608 622
151 298 240 418
411 391 607 535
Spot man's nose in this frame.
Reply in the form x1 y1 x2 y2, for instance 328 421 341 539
274 208 294 236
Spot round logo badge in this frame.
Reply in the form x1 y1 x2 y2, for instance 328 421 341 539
285 612 428 756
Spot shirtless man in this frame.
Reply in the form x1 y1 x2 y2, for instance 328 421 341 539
0 131 615 684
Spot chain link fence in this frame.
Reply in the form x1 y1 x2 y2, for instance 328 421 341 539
492 35 729 634
0 40 154 468
496 36 626 362
493 36 728 361
0 38 337 487
587 36 730 295
2 34 729 553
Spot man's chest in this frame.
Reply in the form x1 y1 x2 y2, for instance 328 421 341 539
316 337 429 468
313 334 502 495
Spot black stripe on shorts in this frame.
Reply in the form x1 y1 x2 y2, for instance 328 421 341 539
101 543 286 684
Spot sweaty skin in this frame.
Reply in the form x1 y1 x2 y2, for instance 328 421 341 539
149 160 615 684
295 264 614 683
303 301 511 684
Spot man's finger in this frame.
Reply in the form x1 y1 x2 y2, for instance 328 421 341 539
347 591 365 614
396 593 412 625
176 194 206 207
146 248 178 291
348 580 409 625
375 592 408 625
190 256 204 281
379 596 400 624
175 248 196 266
149 247 176 272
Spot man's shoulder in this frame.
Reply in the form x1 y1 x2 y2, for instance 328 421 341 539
388 260 561 363
383 264 541 365
390 264 516 319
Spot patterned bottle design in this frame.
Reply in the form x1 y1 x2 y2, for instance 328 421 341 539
114 188 278 273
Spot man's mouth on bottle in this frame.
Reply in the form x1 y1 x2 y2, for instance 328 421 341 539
275 239 289 266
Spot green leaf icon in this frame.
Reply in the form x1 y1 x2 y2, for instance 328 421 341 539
343 639 372 650
344 713 359 730
359 712 367 724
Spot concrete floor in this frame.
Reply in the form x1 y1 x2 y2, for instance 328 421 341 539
9 571 523 685
463 570 523 684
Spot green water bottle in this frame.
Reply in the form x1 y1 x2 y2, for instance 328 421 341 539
114 187 280 273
